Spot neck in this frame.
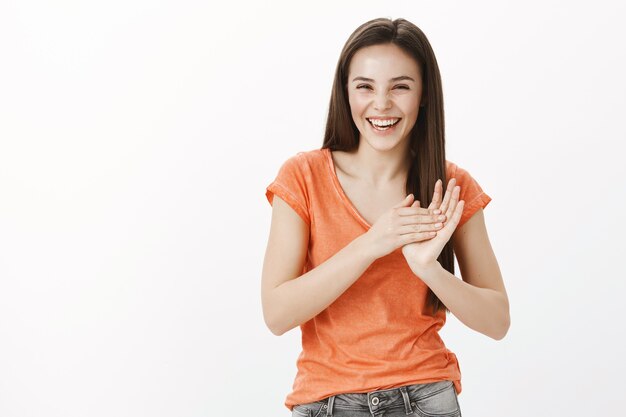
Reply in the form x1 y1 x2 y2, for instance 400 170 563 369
350 138 413 187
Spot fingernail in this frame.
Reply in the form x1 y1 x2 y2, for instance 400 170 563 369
433 209 441 214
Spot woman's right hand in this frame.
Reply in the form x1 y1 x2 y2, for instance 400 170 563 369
361 191 447 260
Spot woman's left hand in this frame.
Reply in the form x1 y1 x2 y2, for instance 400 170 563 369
401 178 465 277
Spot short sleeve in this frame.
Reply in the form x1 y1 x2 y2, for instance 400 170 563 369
449 162 492 228
265 154 310 225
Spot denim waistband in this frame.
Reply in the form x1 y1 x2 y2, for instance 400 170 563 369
315 380 454 416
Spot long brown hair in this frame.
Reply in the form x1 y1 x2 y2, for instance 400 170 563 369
321 17 453 315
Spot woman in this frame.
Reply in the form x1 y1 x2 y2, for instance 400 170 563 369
262 17 509 417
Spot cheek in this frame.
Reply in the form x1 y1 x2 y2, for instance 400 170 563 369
348 95 368 117
401 95 420 117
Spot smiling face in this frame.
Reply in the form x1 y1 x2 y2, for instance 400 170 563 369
346 43 423 153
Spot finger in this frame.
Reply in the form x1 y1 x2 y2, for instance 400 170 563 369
440 199 465 236
393 193 415 209
396 206 439 216
429 199 465 246
398 213 446 226
400 230 438 245
439 178 457 214
444 186 461 221
427 179 443 211
398 221 444 235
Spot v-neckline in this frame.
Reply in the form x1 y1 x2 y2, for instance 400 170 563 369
323 147 372 230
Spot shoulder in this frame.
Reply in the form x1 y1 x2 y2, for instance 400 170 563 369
266 149 323 226
445 159 480 185
444 158 492 228
445 160 457 177
278 148 325 171
444 159 467 177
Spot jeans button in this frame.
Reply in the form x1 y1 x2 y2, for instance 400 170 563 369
371 396 379 405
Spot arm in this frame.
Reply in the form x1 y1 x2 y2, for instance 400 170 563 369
417 208 510 340
261 195 376 336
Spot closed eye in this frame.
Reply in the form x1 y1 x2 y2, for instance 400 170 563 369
356 85 410 90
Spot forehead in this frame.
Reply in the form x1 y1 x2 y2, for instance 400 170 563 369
348 43 421 79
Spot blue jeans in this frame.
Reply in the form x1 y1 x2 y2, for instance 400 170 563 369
291 380 461 417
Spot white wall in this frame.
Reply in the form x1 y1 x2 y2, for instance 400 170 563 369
1 1 624 416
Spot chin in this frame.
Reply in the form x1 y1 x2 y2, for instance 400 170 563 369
364 138 404 152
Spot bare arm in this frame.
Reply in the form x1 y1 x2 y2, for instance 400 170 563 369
417 208 510 340
261 195 376 336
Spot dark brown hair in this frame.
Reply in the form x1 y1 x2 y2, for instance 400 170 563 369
321 17 453 315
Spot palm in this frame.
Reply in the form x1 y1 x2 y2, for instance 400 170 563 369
401 218 455 267
401 178 464 273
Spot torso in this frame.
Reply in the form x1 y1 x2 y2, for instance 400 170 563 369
330 150 408 226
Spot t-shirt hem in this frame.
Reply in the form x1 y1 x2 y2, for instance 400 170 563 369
266 182 310 225
459 191 492 227
284 375 462 411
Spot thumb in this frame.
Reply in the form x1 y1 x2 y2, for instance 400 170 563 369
393 193 414 208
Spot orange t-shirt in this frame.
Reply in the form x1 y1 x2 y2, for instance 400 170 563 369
265 147 492 411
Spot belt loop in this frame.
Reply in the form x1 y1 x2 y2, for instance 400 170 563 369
400 386 412 415
326 395 335 417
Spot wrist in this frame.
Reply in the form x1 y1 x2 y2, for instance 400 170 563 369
412 260 443 281
351 234 379 265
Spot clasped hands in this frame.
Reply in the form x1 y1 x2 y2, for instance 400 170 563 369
362 178 465 278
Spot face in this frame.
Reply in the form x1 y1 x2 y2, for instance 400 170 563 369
346 43 423 153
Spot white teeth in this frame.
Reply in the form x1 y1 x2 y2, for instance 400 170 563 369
368 118 399 126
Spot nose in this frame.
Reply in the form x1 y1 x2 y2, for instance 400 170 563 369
373 91 391 111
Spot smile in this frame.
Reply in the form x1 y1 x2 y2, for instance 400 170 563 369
367 118 401 131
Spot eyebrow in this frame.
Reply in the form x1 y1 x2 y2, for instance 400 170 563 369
351 76 415 83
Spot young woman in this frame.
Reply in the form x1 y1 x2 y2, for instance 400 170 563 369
262 17 509 417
